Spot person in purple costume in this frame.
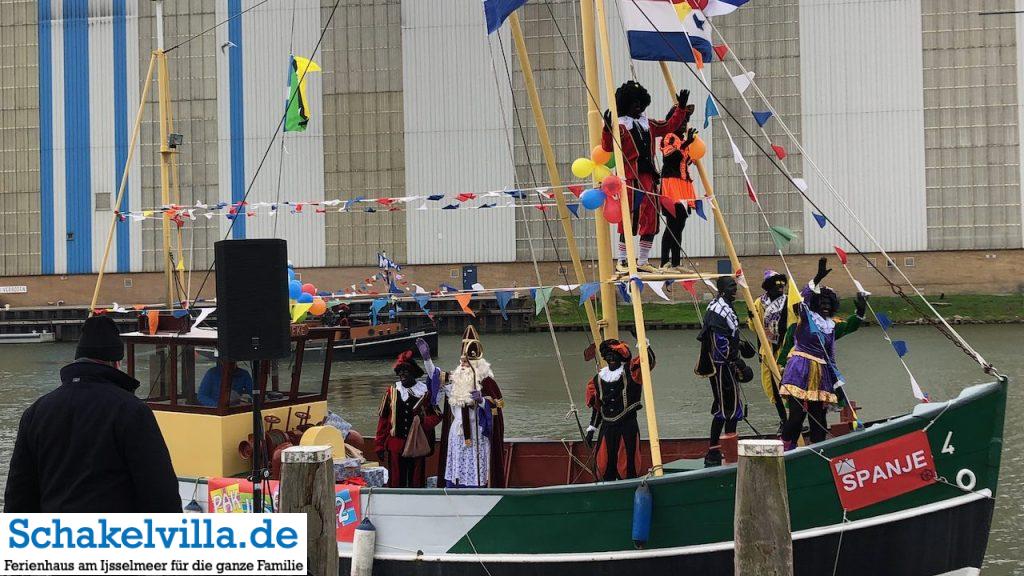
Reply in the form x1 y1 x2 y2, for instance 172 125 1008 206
778 258 867 450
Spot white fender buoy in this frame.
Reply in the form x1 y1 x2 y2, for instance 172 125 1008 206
351 517 376 576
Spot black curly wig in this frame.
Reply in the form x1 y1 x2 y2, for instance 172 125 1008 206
615 80 651 117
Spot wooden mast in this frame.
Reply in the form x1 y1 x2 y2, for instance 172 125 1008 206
507 12 603 350
657 63 782 382
593 0 664 475
580 0 618 340
88 54 157 312
155 0 175 308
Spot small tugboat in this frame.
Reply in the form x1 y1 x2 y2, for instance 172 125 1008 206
0 331 55 345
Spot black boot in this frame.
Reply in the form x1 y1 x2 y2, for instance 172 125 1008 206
704 448 723 468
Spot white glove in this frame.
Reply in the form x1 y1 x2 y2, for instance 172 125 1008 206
586 425 598 435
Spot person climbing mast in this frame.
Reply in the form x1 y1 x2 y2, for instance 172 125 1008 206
658 124 698 271
601 81 693 273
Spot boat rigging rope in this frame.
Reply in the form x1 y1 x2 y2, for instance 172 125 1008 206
273 0 298 238
164 0 275 54
621 0 1001 379
486 32 588 446
190 0 341 304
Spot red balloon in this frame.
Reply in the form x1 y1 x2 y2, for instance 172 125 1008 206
604 196 623 224
602 175 623 196
301 283 316 295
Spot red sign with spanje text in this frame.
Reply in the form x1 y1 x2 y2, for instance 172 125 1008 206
829 430 936 511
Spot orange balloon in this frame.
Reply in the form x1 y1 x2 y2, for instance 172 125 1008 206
310 297 327 316
591 145 612 166
688 136 707 161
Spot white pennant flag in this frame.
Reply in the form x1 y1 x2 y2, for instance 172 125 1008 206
852 279 868 295
731 138 748 172
471 282 486 292
412 284 428 294
556 284 580 292
703 278 718 291
417 203 428 211
730 71 755 95
910 374 926 401
793 177 808 192
647 280 671 301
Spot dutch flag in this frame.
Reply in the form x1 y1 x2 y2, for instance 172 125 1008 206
484 0 529 34
622 0 748 63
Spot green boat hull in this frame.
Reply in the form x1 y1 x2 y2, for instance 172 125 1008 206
341 379 1006 575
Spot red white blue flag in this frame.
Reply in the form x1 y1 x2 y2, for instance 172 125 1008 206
621 0 713 63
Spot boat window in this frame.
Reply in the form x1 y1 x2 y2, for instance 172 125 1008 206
295 344 327 399
132 344 175 403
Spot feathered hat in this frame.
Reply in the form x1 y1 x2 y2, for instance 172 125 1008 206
393 350 424 378
598 339 631 361
761 269 787 291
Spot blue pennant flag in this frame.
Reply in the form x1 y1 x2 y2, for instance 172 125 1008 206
812 212 827 229
364 207 376 213
480 203 496 209
578 282 600 305
388 308 396 320
567 204 580 218
505 189 526 199
892 340 908 358
704 96 719 129
389 280 404 294
694 199 707 220
171 310 189 318
484 0 528 34
442 204 459 210
529 288 536 301
369 297 388 326
495 290 513 320
692 13 705 30
631 276 644 293
876 312 892 331
427 194 444 201
752 110 773 127
616 282 631 304
414 294 431 316
440 283 459 294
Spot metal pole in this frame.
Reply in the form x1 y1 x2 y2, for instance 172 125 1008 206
507 12 604 350
593 0 663 475
580 0 618 340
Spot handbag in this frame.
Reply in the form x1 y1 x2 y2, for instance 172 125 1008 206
401 413 431 458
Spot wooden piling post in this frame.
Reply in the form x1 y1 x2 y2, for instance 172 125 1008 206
734 439 793 576
280 445 337 576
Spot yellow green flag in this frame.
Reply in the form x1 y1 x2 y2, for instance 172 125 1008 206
284 56 321 132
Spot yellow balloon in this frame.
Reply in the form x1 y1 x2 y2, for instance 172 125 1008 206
571 157 595 179
688 136 707 161
592 164 612 181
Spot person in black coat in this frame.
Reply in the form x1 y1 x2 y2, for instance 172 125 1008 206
3 315 181 513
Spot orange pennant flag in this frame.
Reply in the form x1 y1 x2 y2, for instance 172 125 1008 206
454 293 475 317
146 310 160 335
692 49 704 70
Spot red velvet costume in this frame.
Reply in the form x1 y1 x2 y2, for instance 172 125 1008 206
601 104 691 236
375 362 442 488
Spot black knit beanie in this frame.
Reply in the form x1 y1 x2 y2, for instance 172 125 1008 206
75 316 124 362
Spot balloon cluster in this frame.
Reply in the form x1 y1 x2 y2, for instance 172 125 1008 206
571 145 625 223
287 265 327 319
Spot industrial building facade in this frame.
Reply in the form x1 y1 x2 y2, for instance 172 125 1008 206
1 0 1021 280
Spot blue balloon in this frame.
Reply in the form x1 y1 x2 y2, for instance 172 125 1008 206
289 280 303 299
581 188 605 210
297 292 314 304
287 268 296 281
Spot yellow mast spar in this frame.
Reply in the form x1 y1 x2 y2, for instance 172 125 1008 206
580 0 619 340
656 63 782 383
593 0 664 476
155 0 176 309
507 12 604 350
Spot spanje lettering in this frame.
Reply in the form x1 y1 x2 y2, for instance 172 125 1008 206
841 449 929 491
6 517 297 549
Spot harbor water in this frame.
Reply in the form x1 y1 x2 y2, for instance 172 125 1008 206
0 325 1020 573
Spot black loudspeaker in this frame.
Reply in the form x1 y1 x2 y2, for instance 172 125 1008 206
214 239 291 361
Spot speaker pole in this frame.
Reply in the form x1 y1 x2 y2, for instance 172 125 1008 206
251 360 265 513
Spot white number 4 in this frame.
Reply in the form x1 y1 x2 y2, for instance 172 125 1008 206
942 431 955 455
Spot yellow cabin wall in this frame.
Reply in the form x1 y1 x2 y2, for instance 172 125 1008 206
154 401 328 478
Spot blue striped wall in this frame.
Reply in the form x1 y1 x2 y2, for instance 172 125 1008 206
228 0 246 239
38 2 55 275
62 0 93 274
113 0 130 272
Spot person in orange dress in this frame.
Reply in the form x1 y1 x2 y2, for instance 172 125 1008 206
658 125 698 270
